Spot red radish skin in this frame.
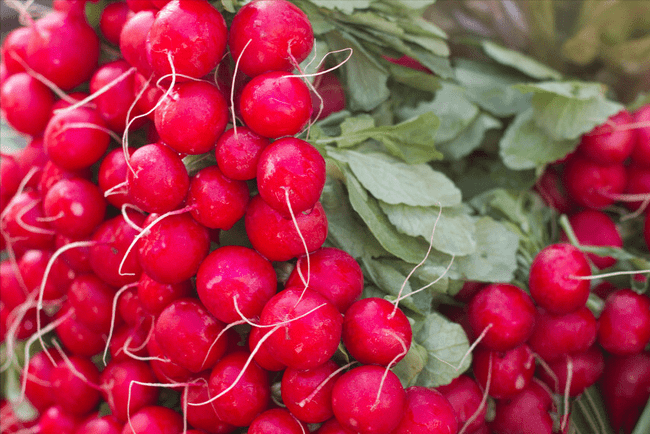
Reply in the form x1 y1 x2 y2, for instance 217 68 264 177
391 386 458 434
99 1 130 45
597 288 650 355
126 0 157 12
383 55 431 72
155 81 229 155
0 72 55 136
137 212 210 285
562 155 627 210
623 164 650 210
50 356 102 416
467 283 536 352
2 190 55 253
473 344 536 399
311 71 346 121
2 27 30 74
331 365 406 434
90 60 144 132
19 248 75 301
55 304 107 357
38 160 90 197
489 383 554 434
182 374 237 434
196 245 277 324
146 0 228 80
528 243 591 315
67 274 119 334
534 165 576 214
119 406 183 434
316 418 358 434
137 273 192 316
215 127 270 181
631 105 650 167
22 349 61 413
15 138 50 189
526 306 597 362
207 351 271 427
100 359 160 423
126 143 190 214
186 165 250 230
75 416 123 434
646 212 650 251
109 322 151 363
245 195 328 262
286 247 364 313
436 375 486 433
248 409 307 434
577 110 636 165
38 405 85 434
240 71 313 139
342 297 412 366
0 155 21 200
281 359 342 423
119 10 156 77
98 147 135 210
117 287 146 328
561 210 622 269
537 345 605 396
43 178 107 238
260 288 343 370
133 72 164 120
256 137 326 216
247 325 286 372
155 298 228 373
0 260 28 312
146 331 193 383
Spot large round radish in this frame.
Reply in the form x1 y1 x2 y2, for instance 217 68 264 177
55 303 107 357
99 359 159 423
215 127 270 181
598 288 650 355
18 248 75 301
249 409 307 434
240 71 313 139
67 274 118 334
38 160 91 197
489 382 554 434
247 326 286 372
562 155 627 209
99 1 130 45
146 0 227 80
119 406 183 434
137 273 192 316
98 147 135 209
537 345 605 396
391 386 458 434
256 137 326 216
561 210 622 269
577 110 636 165
119 10 156 77
154 81 229 155
182 373 236 434
259 287 342 370
473 344 535 399
43 178 106 238
50 356 101 416
2 190 55 252
0 72 55 136
146 331 193 383
436 375 486 433
281 360 342 423
228 0 314 77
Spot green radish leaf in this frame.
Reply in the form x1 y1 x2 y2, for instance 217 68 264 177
480 40 564 80
310 0 372 13
393 341 429 388
1 120 28 153
438 112 502 161
385 61 442 92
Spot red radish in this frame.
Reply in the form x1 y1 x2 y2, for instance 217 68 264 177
331 365 406 434
89 212 145 287
623 164 650 210
43 178 106 238
248 409 307 434
245 195 328 262
631 105 650 167
18 248 75 300
127 0 156 12
534 165 576 214
146 331 193 383
126 143 189 214
100 359 159 422
257 137 326 216
240 71 313 139
43 107 111 171
260 287 343 370
286 247 364 313
68 274 119 334
75 416 123 434
391 386 458 434
247 325 286 372
186 166 250 230
0 260 28 311
207 351 271 427
597 288 650 355
473 344 536 399
0 155 21 200
182 374 237 434
2 27 30 74
528 243 591 315
137 273 192 316
137 212 210 284
50 355 101 416
22 348 61 412
132 72 163 120
228 0 314 77
646 212 650 251
196 245 277 324
436 375 486 433
311 71 347 121
537 345 604 396
15 138 50 189
38 405 85 434
342 297 412 366
146 0 227 80
467 283 536 352
154 81 229 155
215 127 270 181
2 190 55 253
119 405 183 434
489 383 554 434
119 10 156 77
51 0 91 16
55 303 107 357
38 160 90 197
561 209 622 269
25 11 100 90
562 154 627 209
281 359 342 423
117 287 146 328
109 322 151 363
316 418 357 434
90 60 144 132
1 72 55 136
99 1 130 45
151 0 171 7
98 147 135 210
526 306 597 362
577 110 636 165
154 298 228 373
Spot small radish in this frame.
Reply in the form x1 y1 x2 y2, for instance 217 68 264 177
109 322 151 363
528 243 591 315
311 71 346 121
247 325 286 372
154 81 229 155
577 110 636 165
55 303 107 357
240 71 313 139
182 373 236 434
0 72 55 136
561 209 622 269
22 348 61 413
132 72 163 120
119 10 156 77
215 127 270 181
119 406 183 434
98 147 135 210
146 0 228 80
50 355 102 416
391 386 458 434
126 0 157 12
196 245 277 324
1 27 30 74
631 105 650 167
249 409 307 434
597 288 650 355
1 190 55 253
315 418 357 434
146 331 193 383
436 375 486 433
19 248 75 300
99 1 130 45
331 365 406 434
137 273 192 316
537 345 605 396
534 165 576 214
228 0 314 77
38 405 85 434
562 154 627 209
75 416 123 434
38 160 90 197
489 382 554 434
623 164 650 210
473 344 536 399
67 274 119 334
467 283 536 352
256 137 326 216
99 359 159 423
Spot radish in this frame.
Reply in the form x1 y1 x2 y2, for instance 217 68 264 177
623 164 650 210
646 211 650 251
316 418 357 434
0 155 21 201
67 274 120 335
436 375 487 433
146 332 193 384
108 322 151 363
228 0 314 77
311 71 347 121
597 288 650 355
119 10 156 77
259 287 342 370
537 345 604 396
98 147 135 210
256 137 326 216
534 165 576 214
132 72 164 120
137 273 192 316
390 386 458 434
55 303 107 357
248 409 308 434
528 243 591 315
50 355 101 416
561 209 622 269
207 351 271 427
0 72 55 137
240 71 313 139
75 416 123 434
631 105 650 167
473 344 536 399
146 0 228 80
18 248 75 301
89 60 143 132
1 27 30 74
331 365 406 434
154 81 229 155
467 283 536 352
0 260 28 313
119 405 183 434
99 1 130 46
342 297 412 366
562 154 627 209
489 382 554 434
38 160 90 197
126 0 157 12
182 373 236 434
21 348 61 413
215 127 270 181
245 195 328 262
286 247 364 313
577 110 636 165
247 325 286 372
2 190 55 253
186 165 250 230
196 245 277 324
116 287 145 328
38 405 85 434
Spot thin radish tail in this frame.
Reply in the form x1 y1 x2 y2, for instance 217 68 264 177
458 352 492 434
284 188 311 306
102 283 139 366
230 39 253 142
561 356 574 433
370 331 410 411
297 361 356 408
429 323 493 373
199 319 247 371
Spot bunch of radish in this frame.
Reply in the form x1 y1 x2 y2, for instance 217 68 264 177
0 1 467 433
